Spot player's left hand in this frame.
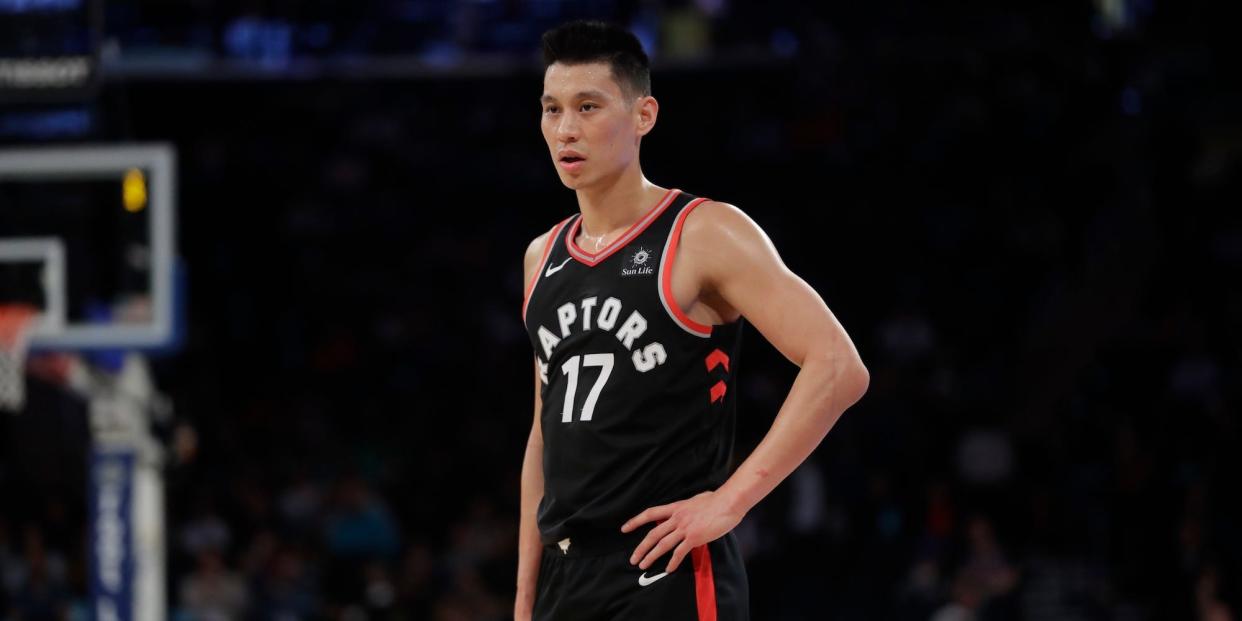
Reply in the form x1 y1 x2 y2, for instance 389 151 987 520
621 490 743 573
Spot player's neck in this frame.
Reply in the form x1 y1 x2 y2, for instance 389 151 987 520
574 168 666 241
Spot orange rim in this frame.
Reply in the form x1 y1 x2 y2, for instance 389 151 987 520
0 304 38 349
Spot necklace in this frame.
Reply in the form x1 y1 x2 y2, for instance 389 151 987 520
579 229 610 252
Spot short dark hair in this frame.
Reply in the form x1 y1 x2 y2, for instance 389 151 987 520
541 20 651 98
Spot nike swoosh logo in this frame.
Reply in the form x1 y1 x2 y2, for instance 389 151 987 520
638 571 669 587
545 257 572 277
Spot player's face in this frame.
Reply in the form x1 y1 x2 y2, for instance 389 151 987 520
540 62 653 190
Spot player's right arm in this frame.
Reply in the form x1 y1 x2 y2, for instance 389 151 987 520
515 231 551 621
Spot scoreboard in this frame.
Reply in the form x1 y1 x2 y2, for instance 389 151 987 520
0 0 100 102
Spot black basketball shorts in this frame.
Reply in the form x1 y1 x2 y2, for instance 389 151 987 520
533 529 749 621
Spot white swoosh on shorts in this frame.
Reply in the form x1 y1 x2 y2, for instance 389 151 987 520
638 571 669 587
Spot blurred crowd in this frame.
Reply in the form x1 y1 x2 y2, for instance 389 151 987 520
2 0 1240 620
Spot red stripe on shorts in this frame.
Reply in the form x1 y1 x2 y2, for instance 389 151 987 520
691 544 717 621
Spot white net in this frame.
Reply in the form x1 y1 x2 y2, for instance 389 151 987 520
0 305 37 412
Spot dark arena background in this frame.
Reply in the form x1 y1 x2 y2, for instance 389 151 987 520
1 1 1240 620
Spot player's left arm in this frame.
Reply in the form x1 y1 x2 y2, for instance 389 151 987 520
622 200 869 573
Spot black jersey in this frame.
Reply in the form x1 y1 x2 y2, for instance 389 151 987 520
523 188 744 544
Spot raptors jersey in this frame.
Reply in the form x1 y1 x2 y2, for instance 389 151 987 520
523 188 743 543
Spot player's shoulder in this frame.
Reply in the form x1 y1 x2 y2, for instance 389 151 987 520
523 228 552 264
678 199 780 280
680 199 764 244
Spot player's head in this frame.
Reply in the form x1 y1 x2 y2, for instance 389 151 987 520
540 21 657 190
542 20 651 99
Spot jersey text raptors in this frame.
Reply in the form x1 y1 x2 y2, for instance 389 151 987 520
523 189 744 543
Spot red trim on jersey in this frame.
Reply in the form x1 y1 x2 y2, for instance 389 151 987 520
691 544 718 621
522 217 572 324
705 349 730 373
661 198 714 336
709 380 727 404
565 188 680 267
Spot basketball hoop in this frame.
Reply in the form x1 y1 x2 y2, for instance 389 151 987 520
0 304 38 412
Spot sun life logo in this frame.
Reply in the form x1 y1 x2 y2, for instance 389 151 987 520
622 247 654 277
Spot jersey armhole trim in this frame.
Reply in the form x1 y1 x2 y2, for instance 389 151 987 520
522 217 572 324
658 197 713 338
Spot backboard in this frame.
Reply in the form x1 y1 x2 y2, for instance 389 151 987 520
0 144 179 352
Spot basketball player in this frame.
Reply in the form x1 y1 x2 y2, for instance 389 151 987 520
518 21 869 621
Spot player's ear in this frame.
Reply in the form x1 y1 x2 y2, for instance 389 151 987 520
635 95 658 137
